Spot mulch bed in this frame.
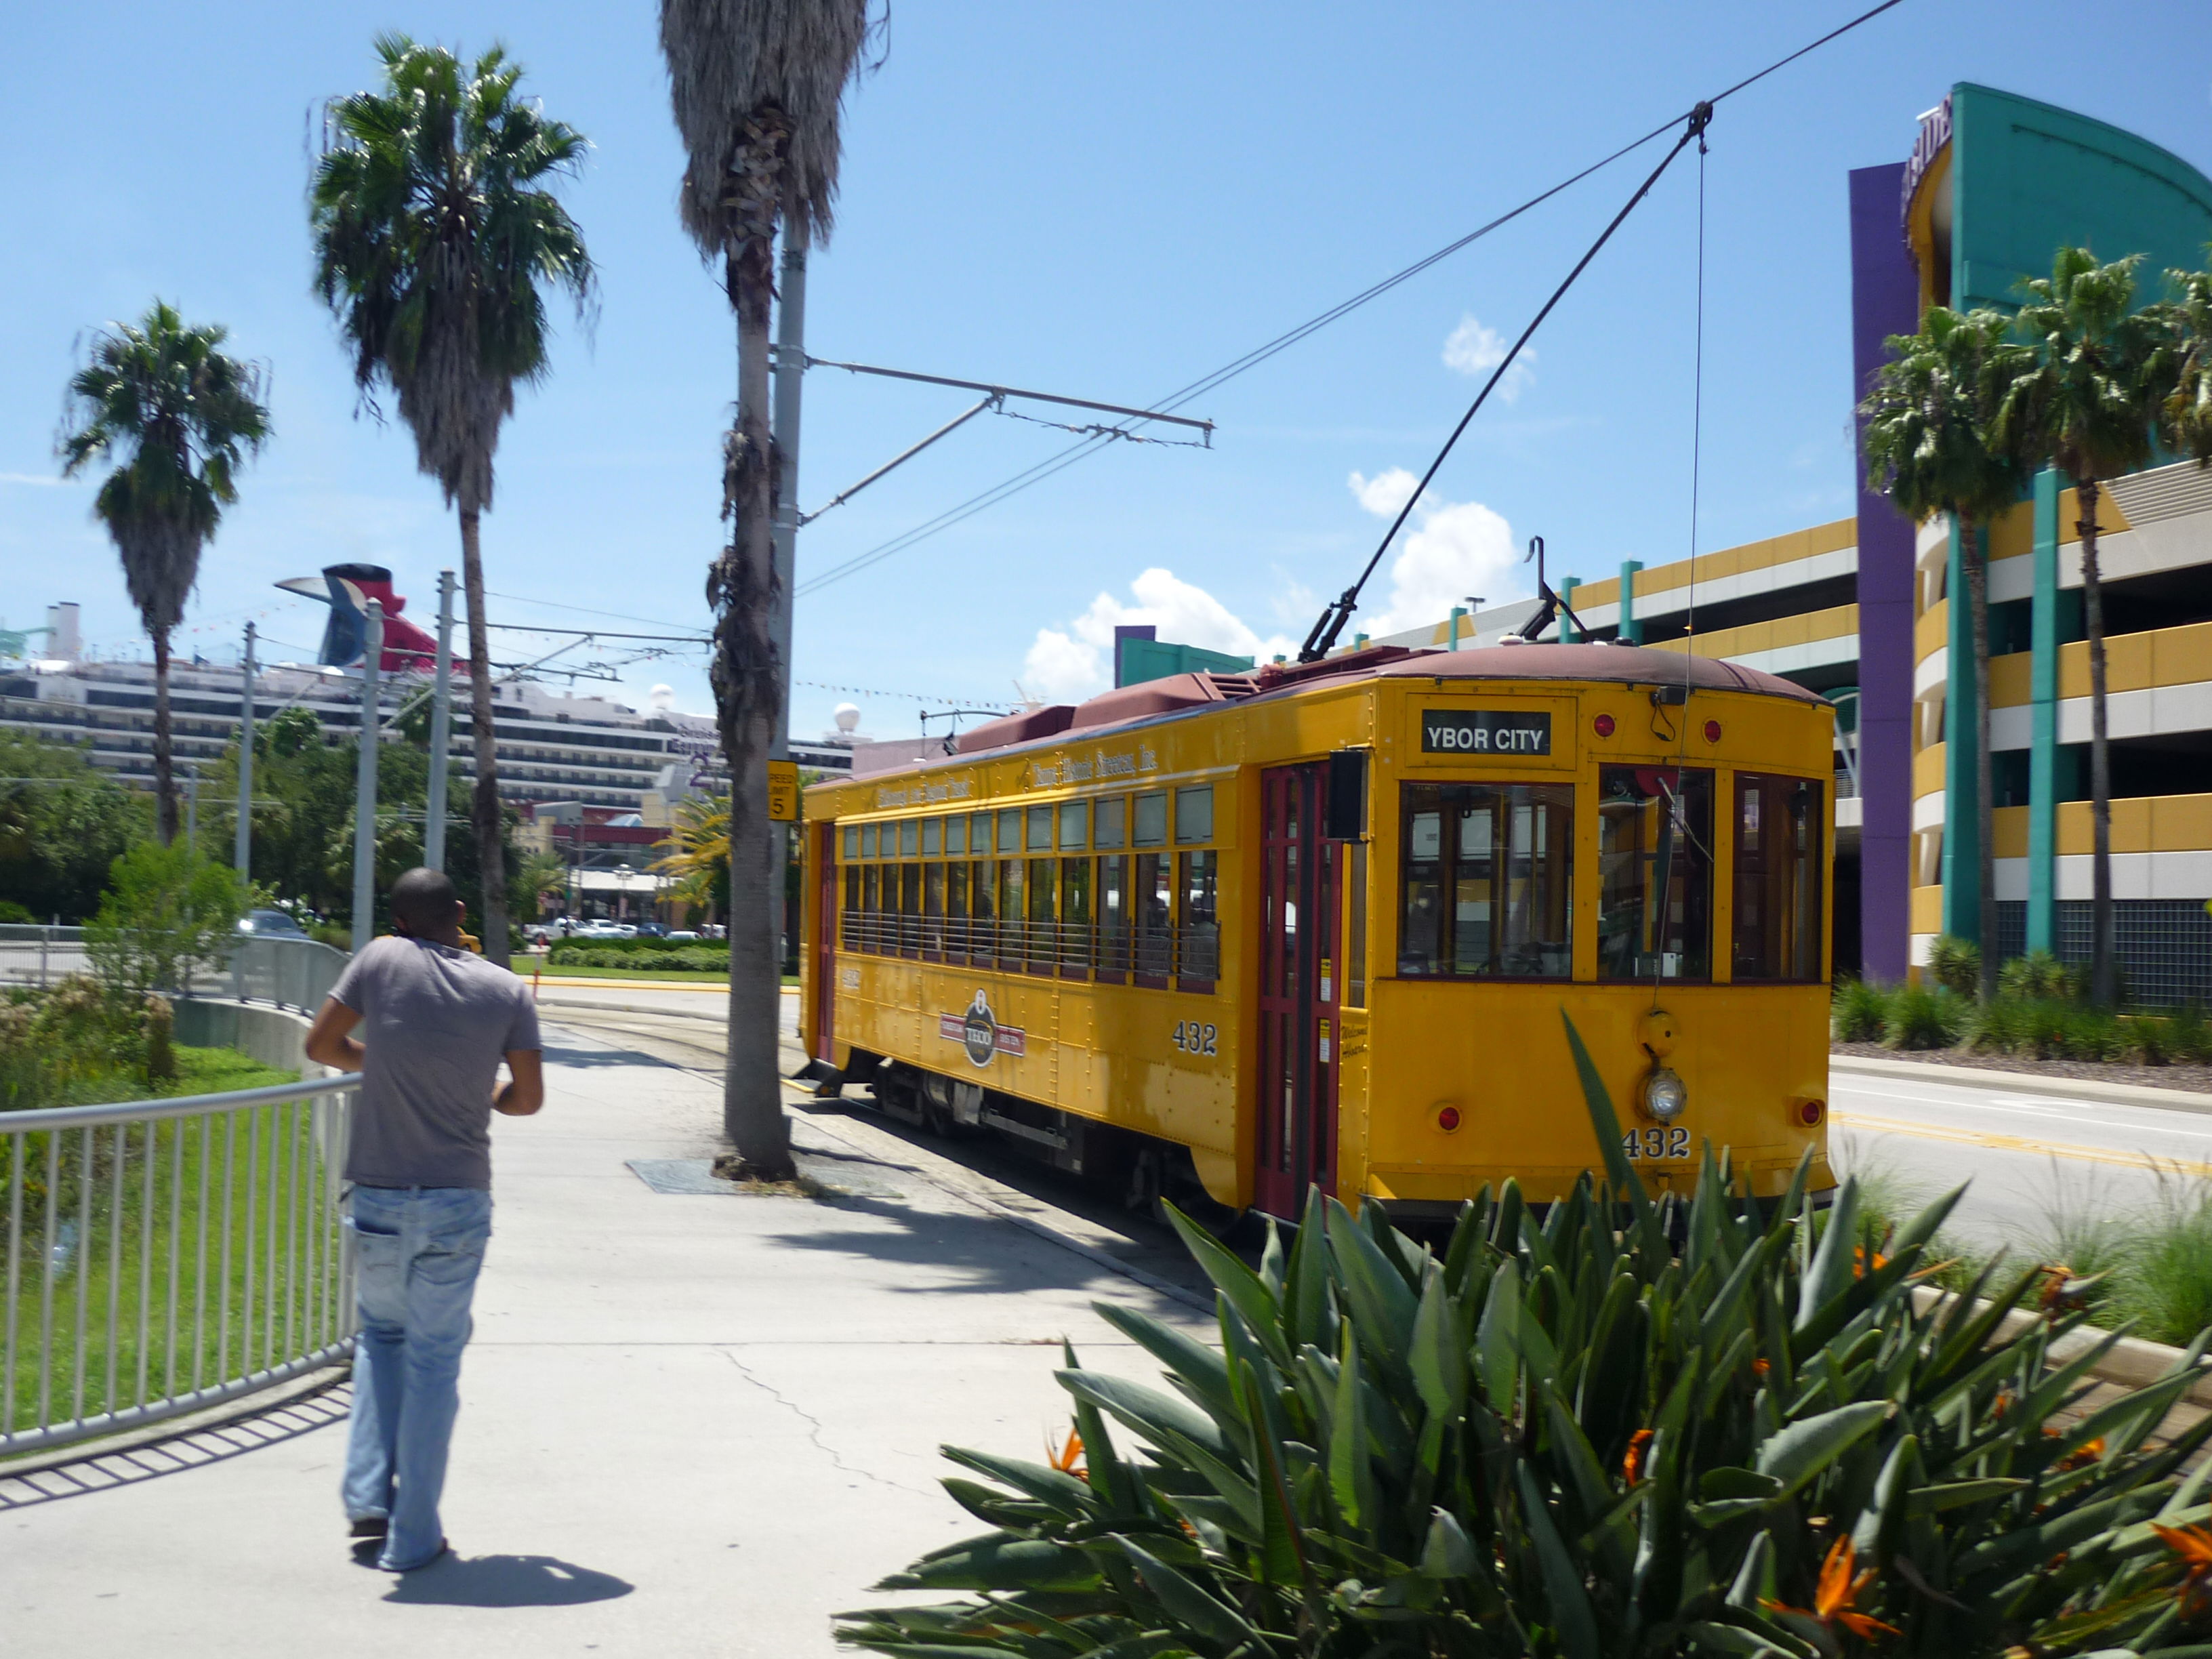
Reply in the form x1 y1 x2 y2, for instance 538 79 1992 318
1832 1041 2212 1096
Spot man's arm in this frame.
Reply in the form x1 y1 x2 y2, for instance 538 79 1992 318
304 998 365 1073
495 1050 545 1116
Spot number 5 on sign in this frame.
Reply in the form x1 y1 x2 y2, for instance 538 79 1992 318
766 760 799 822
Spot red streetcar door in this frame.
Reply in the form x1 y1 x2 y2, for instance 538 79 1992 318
813 821 838 1061
1253 765 1341 1221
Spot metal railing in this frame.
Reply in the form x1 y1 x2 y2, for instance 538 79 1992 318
835 912 1221 984
1 1073 359 1459
0 924 87 990
208 935 351 1014
0 927 346 1014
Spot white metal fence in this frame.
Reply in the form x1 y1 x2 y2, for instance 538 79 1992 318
1 1073 360 1458
1 926 348 1015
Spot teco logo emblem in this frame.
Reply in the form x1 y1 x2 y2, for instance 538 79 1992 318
1421 710 1553 755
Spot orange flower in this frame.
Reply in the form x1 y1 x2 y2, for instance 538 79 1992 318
1046 1425 1086 1479
2153 1521 2212 1615
1764 1536 1900 1641
2057 1436 2106 1471
1623 1429 1654 1487
1752 1357 1772 1377
1853 1244 1891 1279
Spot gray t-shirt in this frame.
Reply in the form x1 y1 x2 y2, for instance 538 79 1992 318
331 935 541 1189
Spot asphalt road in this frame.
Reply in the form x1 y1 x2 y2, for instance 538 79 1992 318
1830 1065 2212 1254
529 983 2212 1257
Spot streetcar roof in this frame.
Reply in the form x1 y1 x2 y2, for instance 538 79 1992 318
855 641 1824 779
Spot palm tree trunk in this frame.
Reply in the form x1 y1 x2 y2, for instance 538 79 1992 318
459 504 512 966
1966 521 1998 1002
713 217 794 1180
151 626 178 846
2079 476 2115 1006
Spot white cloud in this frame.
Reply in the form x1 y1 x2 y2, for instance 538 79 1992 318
0 472 74 487
1441 314 1535 403
1347 470 1522 638
1021 567 1298 702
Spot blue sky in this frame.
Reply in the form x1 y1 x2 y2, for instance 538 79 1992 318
5 1 2209 745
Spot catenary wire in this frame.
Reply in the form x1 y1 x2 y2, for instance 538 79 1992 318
794 0 1910 601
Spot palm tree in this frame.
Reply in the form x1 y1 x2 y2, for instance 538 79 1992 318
2159 258 2212 466
651 794 732 923
1996 249 2169 1006
1862 307 2030 1002
659 0 869 1176
310 35 595 967
58 302 271 845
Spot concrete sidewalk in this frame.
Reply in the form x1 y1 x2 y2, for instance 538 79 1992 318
0 1020 1206 1656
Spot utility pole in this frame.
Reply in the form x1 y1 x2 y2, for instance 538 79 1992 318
425 569 456 872
350 601 384 953
767 218 808 976
234 622 255 882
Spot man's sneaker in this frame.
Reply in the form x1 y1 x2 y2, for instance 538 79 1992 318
350 1517 389 1542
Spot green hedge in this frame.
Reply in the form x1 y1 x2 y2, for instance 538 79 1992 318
546 943 729 972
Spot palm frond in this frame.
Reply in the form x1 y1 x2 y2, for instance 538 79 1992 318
657 0 872 254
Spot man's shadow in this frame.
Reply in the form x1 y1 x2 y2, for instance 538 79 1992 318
378 1551 634 1607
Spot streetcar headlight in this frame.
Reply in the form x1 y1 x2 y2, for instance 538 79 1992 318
1641 1066 1687 1122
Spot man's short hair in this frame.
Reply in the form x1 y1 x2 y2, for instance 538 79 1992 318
390 867 460 937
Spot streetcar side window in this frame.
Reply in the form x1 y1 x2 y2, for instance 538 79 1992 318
1134 849 1174 985
947 858 970 962
842 865 860 949
1133 791 1168 847
1179 849 1218 989
1097 852 1129 981
970 853 996 959
861 865 880 951
1597 766 1713 981
842 824 858 860
1060 856 1092 973
1059 800 1088 850
1095 796 1126 848
861 823 878 859
971 812 994 855
899 819 919 857
1000 859 1026 970
945 815 966 856
1175 786 1212 844
924 861 945 957
921 817 941 857
1732 775 1824 981
997 808 1021 859
1397 782 1573 979
1027 853 1057 973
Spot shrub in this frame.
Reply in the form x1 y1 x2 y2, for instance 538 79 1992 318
1926 933 1982 997
2129 1014 2176 1067
1965 994 2034 1056
1883 981 1967 1049
1999 948 2073 1000
545 942 728 972
0 900 35 924
83 839 247 996
842 1018 2212 1659
1830 977 1889 1042
2169 1005 2212 1065
2060 1004 2127 1061
2116 1176 2212 1349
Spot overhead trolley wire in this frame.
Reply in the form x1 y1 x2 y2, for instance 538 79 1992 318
792 0 1910 603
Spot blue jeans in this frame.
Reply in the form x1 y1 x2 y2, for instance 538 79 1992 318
341 1185 492 1570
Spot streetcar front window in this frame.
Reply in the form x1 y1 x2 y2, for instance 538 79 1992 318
1597 766 1713 981
1397 783 1573 979
1732 775 1824 981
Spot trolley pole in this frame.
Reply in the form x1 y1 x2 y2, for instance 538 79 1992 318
424 569 456 872
350 601 384 953
234 621 255 882
767 218 808 970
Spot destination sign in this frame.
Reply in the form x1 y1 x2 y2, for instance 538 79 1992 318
1421 709 1552 755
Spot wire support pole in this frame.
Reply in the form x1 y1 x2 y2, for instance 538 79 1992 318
234 623 255 883
778 348 1216 437
425 571 456 873
800 396 1000 525
349 603 384 954
1299 102 1714 663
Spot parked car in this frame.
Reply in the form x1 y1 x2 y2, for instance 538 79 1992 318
634 922 669 939
667 930 701 943
573 919 629 939
237 908 309 939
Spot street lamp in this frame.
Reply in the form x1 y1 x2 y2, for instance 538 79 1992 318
615 863 634 922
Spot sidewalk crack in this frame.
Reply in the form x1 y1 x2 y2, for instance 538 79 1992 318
720 1351 930 1496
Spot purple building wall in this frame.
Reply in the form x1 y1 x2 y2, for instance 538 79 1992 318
1849 163 1920 983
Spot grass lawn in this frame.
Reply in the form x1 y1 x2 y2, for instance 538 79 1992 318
3 1044 348 1451
517 964 800 986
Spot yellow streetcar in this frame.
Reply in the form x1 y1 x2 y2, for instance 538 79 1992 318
798 640 1835 1224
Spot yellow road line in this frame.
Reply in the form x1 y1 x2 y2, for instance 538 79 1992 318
1835 1110 2212 1176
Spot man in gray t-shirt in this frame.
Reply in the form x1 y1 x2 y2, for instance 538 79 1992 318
306 867 544 1572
